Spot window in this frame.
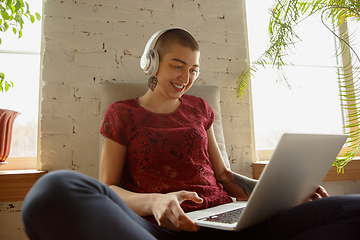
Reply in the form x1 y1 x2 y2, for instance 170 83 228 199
246 1 346 159
0 0 42 170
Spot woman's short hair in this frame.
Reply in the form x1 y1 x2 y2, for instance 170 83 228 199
154 29 199 61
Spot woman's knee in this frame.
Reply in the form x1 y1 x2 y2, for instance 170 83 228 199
22 170 85 219
28 170 80 198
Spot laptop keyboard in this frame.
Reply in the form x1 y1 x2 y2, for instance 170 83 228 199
198 207 245 224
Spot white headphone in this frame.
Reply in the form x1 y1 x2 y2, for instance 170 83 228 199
140 27 196 77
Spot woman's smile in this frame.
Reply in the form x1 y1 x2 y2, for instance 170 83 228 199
171 82 185 90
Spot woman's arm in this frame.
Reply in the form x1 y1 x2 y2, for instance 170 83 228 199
207 126 258 200
99 138 202 232
99 138 155 216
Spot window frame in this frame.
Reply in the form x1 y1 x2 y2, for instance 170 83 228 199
254 20 359 162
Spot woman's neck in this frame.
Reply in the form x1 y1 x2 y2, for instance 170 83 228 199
138 89 181 114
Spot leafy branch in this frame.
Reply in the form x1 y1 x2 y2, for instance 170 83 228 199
0 0 41 92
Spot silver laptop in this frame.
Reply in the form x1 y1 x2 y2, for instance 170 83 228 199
186 133 348 231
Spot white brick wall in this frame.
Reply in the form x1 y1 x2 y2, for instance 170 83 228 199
40 0 255 178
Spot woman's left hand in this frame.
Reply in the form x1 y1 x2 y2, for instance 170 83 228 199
307 186 329 202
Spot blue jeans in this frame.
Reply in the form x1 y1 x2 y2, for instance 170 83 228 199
22 170 360 240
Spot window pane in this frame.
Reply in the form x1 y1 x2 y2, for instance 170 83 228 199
0 0 42 53
252 66 343 149
246 2 337 67
0 54 40 157
0 0 42 157
246 1 344 150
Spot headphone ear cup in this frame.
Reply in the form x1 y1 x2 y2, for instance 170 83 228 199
145 49 159 77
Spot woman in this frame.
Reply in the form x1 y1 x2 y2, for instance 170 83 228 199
22 27 360 240
100 27 260 232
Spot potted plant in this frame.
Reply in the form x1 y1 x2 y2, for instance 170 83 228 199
0 0 41 163
237 0 360 172
0 108 20 162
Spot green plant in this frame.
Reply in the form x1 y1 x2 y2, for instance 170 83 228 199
237 0 360 172
0 0 41 92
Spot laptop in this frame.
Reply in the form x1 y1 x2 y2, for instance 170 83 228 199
186 133 348 231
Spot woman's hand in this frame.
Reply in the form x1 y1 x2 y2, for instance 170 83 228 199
311 185 329 200
305 186 329 202
151 190 203 232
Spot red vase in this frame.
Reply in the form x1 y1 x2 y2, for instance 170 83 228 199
0 109 20 162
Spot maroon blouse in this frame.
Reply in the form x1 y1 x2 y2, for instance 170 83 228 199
100 94 232 222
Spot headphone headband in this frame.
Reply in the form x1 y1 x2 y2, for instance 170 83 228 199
140 27 195 77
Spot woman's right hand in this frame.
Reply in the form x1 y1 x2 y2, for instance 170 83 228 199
151 190 204 232
100 140 203 232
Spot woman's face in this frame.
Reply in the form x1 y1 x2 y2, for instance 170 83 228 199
155 43 200 100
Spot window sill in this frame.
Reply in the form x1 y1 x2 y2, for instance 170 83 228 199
0 170 47 202
0 157 37 170
2 159 358 203
253 159 360 182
